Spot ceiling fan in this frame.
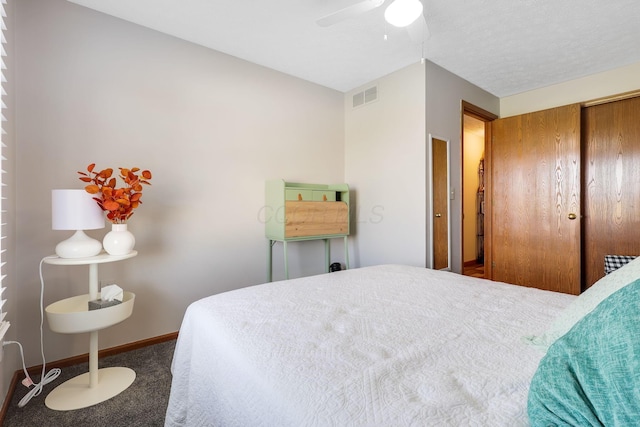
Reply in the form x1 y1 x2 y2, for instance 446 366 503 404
317 0 425 29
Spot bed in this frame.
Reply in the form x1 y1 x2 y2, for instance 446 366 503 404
165 260 640 426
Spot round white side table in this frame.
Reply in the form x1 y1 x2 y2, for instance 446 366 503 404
43 251 137 411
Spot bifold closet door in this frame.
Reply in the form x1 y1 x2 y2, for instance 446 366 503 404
491 104 581 295
582 96 640 289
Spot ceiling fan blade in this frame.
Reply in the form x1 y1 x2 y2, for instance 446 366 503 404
317 0 386 27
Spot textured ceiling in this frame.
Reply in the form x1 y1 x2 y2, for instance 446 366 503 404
66 0 640 97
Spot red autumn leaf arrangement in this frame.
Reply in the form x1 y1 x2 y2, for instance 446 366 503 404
78 163 153 224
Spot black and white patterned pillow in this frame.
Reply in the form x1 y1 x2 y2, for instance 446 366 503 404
604 255 637 275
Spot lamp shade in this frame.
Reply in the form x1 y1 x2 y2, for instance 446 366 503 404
384 0 423 27
52 189 105 258
52 189 104 231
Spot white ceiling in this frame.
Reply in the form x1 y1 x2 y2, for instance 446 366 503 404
67 0 640 97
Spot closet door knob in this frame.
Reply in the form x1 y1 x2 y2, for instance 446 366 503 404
435 213 442 218
568 213 577 220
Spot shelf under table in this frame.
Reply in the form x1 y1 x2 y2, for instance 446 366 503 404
45 292 135 334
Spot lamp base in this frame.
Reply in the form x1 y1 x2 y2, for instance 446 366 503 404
55 230 102 258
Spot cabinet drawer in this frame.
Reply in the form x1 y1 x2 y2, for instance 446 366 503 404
284 201 348 238
312 190 336 202
285 189 313 201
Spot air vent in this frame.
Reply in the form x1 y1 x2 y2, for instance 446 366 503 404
352 85 378 109
364 86 377 103
352 92 364 108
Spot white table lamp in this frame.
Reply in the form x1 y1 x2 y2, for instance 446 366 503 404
52 189 105 258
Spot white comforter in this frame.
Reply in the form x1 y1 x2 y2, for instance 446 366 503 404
165 264 574 427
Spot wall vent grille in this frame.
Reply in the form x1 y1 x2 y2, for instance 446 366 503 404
352 91 364 108
364 86 377 103
352 85 378 108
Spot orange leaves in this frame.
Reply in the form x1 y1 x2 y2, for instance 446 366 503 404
103 200 120 211
85 184 100 194
78 163 153 224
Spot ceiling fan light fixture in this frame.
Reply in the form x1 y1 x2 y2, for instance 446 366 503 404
384 0 423 28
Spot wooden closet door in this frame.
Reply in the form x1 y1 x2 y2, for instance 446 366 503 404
583 96 640 288
432 138 449 270
491 104 581 294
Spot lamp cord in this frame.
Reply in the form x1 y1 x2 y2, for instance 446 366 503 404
3 257 61 407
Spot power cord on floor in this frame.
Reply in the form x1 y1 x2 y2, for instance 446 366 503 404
2 256 61 407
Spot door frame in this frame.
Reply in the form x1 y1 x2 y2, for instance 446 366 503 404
461 101 498 277
428 134 451 270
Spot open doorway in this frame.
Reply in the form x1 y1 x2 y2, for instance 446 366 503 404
461 101 497 278
462 115 485 277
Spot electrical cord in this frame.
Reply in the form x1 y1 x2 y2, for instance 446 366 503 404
3 256 61 407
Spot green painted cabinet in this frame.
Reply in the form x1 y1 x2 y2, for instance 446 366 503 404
266 179 350 280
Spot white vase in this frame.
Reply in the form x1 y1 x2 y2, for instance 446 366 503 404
103 223 135 256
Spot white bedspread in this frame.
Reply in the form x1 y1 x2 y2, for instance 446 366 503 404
165 264 574 427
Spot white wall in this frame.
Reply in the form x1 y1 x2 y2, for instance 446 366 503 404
344 61 499 273
501 62 640 117
344 63 426 268
14 0 344 367
425 62 499 273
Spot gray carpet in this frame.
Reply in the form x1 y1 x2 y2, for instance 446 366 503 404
3 339 176 427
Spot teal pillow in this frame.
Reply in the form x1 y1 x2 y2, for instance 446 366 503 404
528 278 640 426
524 256 640 351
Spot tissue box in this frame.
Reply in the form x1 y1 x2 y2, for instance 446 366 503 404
88 299 122 310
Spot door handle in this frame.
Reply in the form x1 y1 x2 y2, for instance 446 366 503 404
435 213 442 218
568 213 577 220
